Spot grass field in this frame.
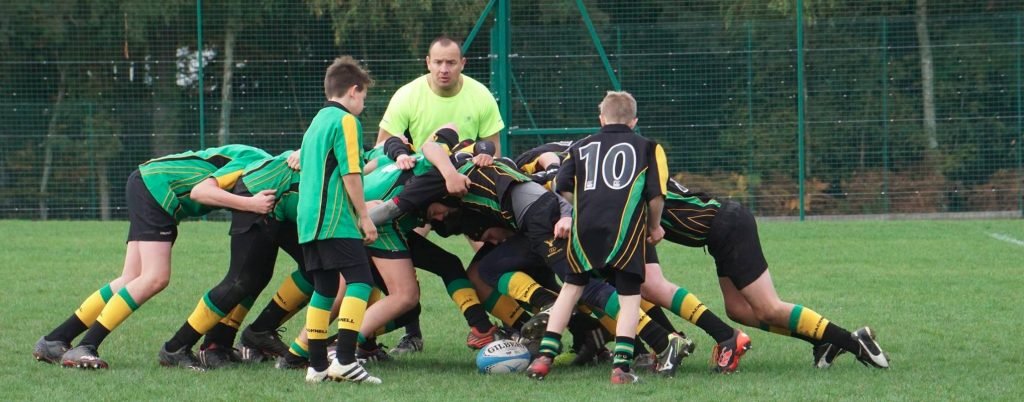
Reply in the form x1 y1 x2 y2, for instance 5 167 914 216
3 219 1023 401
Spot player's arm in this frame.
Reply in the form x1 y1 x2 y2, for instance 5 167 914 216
383 135 416 170
422 139 470 197
644 143 670 244
472 134 501 166
554 151 577 204
342 173 377 245
191 177 275 214
553 193 573 238
336 114 377 244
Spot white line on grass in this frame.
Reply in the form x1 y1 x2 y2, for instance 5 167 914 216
988 232 1024 248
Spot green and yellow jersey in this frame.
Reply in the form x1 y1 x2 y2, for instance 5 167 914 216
138 144 270 222
297 102 365 243
239 150 301 223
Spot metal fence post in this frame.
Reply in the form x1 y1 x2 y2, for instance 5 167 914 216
882 16 890 214
1017 13 1023 218
196 0 205 149
747 21 756 213
495 0 511 153
796 0 806 220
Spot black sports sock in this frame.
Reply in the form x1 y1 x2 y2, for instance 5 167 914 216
46 315 88 344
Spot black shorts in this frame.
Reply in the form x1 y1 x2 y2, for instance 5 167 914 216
301 238 371 284
229 182 271 236
564 270 643 296
646 243 659 264
519 192 569 270
706 200 768 290
477 234 561 290
126 169 177 242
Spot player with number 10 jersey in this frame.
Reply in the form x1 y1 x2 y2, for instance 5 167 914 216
556 121 668 277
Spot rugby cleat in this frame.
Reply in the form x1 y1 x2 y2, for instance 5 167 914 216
305 366 330 383
275 352 309 370
158 344 204 370
520 304 552 341
236 344 267 363
610 367 641 384
355 343 392 363
711 329 751 374
812 342 846 369
33 336 70 364
61 345 109 369
328 360 382 384
197 343 239 369
851 327 890 368
633 353 658 372
389 333 424 355
656 332 695 377
240 326 290 358
466 325 500 350
526 355 553 380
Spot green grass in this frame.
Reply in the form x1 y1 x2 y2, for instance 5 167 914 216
3 219 1023 401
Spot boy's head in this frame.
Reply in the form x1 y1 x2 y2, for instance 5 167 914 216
598 90 638 128
324 56 373 115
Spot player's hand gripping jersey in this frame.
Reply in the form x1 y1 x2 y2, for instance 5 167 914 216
555 124 668 274
138 144 271 222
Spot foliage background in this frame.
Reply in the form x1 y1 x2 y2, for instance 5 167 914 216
1 0 1022 219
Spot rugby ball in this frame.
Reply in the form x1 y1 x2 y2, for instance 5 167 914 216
476 339 530 374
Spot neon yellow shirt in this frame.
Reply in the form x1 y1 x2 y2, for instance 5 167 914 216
379 74 504 150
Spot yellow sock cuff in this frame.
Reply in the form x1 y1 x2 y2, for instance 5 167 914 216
369 287 384 306
337 283 371 332
186 292 229 333
290 339 309 358
636 310 653 332
790 305 829 340
273 270 314 313
497 272 541 304
671 288 708 324
219 303 251 330
74 284 114 326
450 288 480 313
306 291 334 341
96 288 139 331
489 294 526 327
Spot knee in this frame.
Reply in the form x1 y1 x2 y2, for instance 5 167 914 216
724 305 748 324
146 275 171 294
751 303 788 324
394 290 420 311
478 268 502 288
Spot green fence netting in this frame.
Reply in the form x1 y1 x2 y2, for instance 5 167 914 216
1 0 1021 220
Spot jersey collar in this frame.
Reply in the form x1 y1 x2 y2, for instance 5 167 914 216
598 123 633 133
324 101 352 114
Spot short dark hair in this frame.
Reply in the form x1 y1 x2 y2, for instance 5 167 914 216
324 56 373 99
428 35 463 56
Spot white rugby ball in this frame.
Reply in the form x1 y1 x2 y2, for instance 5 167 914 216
476 339 531 374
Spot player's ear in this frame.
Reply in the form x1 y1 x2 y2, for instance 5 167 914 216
628 117 638 128
598 115 606 126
